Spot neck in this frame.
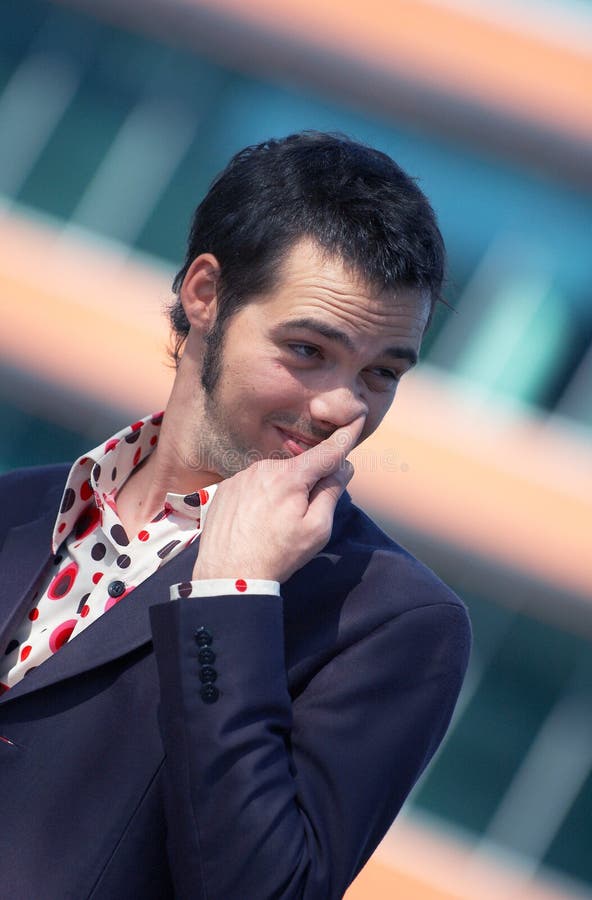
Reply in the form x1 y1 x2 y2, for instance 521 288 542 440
116 362 222 534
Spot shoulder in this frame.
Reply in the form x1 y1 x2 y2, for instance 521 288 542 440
284 492 471 690
0 463 70 532
328 491 470 634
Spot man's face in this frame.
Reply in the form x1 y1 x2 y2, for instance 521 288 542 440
190 239 430 477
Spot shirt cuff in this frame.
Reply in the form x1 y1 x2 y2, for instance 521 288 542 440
170 579 280 600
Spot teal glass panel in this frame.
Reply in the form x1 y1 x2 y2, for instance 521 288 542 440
454 280 573 405
0 400 89 473
415 594 589 837
0 0 49 60
16 69 132 218
545 765 592 885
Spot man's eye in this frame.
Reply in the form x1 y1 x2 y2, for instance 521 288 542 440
366 367 399 381
289 344 320 359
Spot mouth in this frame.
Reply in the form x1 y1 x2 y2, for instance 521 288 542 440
274 427 320 456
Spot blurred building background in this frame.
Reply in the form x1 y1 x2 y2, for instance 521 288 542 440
0 0 591 896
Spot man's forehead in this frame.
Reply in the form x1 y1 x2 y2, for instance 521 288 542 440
273 238 373 291
269 238 428 315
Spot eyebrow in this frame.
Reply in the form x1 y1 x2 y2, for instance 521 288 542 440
273 317 419 367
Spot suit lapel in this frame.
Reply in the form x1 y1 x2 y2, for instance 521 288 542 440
0 506 56 659
0 482 354 705
0 523 199 706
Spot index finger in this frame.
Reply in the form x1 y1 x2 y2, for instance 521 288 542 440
297 413 366 481
321 414 366 458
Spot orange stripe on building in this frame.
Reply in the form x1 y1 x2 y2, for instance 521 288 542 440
193 0 592 142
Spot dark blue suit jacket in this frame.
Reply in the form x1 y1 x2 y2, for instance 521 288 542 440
0 463 470 899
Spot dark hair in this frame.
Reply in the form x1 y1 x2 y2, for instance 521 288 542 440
169 131 445 365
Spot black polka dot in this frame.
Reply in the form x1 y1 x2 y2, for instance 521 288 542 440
183 493 201 507
74 510 93 538
178 582 193 598
5 639 19 656
151 412 163 425
53 571 74 598
76 593 90 614
157 540 181 559
117 554 131 569
53 554 63 566
125 431 141 444
60 488 75 513
92 463 101 481
111 467 117 481
91 542 106 561
151 510 167 523
110 524 129 546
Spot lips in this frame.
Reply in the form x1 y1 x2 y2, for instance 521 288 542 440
282 430 318 448
274 427 320 455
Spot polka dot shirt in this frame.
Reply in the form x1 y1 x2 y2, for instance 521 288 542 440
0 413 279 692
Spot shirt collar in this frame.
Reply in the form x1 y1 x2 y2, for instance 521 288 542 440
52 413 223 552
52 412 164 552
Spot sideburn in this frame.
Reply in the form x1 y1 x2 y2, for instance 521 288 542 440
200 315 227 395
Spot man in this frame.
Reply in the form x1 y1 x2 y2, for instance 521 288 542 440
0 132 470 899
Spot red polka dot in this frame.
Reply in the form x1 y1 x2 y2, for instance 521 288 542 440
0 683 8 695
235 579 247 592
130 420 143 431
20 645 32 662
79 457 89 465
49 619 77 653
133 447 142 466
105 438 119 453
80 479 93 501
199 489 210 505
80 605 90 618
150 435 158 446
28 608 39 621
48 562 79 600
92 572 103 584
58 522 66 533
138 530 149 541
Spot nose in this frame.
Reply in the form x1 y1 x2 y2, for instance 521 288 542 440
309 383 368 431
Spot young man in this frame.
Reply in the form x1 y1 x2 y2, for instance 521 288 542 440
0 132 470 899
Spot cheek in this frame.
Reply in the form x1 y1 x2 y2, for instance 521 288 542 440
223 360 305 419
250 362 306 406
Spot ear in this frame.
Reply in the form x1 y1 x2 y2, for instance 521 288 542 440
180 254 221 332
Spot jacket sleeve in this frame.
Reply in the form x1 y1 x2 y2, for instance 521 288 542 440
150 582 470 900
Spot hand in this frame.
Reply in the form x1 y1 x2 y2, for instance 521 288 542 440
192 415 365 584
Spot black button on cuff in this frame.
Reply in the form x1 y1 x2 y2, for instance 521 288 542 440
198 647 216 665
107 580 126 598
194 626 213 647
199 665 217 684
200 684 219 704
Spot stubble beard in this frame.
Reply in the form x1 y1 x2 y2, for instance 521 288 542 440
184 314 323 478
184 317 267 478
